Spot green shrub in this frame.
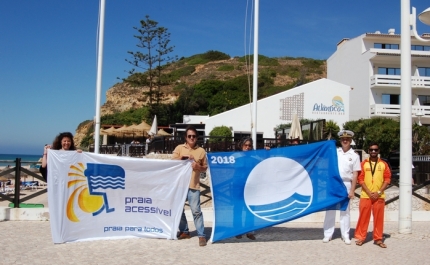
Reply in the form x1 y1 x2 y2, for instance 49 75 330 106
302 59 325 69
185 50 230 65
209 126 232 143
201 50 230 61
187 57 208 65
238 54 279 66
164 66 195 81
217 65 234 71
77 120 92 130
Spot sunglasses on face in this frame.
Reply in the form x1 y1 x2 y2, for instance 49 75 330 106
187 135 197 139
243 144 252 147
369 148 379 152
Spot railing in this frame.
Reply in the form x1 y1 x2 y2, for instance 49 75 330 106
3 154 429 209
0 158 46 208
353 159 430 205
370 104 429 119
370 74 430 88
90 137 307 156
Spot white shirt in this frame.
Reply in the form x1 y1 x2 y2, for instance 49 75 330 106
337 147 361 182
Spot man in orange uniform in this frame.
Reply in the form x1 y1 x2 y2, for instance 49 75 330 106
355 142 391 248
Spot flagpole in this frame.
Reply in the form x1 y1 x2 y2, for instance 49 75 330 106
251 0 259 149
94 0 106 154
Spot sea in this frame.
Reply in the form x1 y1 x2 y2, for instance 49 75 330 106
0 154 42 167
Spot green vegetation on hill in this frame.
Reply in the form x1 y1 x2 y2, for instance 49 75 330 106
161 65 196 83
181 50 230 65
78 50 329 147
238 55 279 66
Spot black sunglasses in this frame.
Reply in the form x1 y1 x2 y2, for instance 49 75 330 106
369 148 379 152
187 135 197 139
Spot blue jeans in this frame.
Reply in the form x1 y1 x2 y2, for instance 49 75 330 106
179 189 205 237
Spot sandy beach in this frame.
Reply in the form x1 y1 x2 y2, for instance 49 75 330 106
0 220 429 264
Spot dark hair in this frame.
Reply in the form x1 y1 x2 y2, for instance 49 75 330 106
52 132 77 150
368 142 379 149
184 125 198 137
239 136 253 150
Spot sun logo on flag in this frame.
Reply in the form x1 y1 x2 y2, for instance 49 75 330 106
66 163 104 222
66 163 126 222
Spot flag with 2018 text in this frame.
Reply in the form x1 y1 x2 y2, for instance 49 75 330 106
208 140 348 242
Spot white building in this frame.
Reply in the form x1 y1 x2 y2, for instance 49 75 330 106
204 78 351 138
194 29 430 138
328 29 430 124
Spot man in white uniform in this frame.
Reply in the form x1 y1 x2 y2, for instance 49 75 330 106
323 130 361 245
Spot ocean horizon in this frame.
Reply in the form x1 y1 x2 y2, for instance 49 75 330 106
0 154 41 167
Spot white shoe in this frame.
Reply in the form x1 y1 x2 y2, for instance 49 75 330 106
343 238 351 245
322 237 331 243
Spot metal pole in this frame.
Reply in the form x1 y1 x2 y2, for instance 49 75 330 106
251 0 259 149
94 0 106 154
13 158 21 208
399 0 412 234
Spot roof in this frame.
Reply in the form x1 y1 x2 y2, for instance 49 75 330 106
365 32 430 40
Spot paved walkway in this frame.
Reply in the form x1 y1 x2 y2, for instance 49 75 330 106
0 220 429 264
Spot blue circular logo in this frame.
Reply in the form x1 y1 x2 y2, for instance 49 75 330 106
244 157 313 222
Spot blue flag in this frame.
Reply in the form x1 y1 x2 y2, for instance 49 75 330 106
208 140 349 242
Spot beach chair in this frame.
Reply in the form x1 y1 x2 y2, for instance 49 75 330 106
27 182 37 190
4 186 14 194
22 182 37 191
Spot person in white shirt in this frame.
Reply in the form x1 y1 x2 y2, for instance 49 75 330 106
323 130 361 245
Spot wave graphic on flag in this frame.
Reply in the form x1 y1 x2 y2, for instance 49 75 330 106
249 193 311 221
84 163 126 215
87 177 125 189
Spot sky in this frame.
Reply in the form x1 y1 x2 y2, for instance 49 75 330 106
1 0 429 155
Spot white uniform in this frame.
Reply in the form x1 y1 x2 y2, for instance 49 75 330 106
323 147 361 241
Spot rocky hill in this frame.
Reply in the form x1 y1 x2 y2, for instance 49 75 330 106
74 54 326 147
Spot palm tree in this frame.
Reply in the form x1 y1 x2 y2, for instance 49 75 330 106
324 120 340 140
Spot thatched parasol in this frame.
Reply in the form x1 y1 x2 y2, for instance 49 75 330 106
157 129 171 136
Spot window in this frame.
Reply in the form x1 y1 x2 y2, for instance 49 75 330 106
418 67 430 76
382 94 400 105
374 43 399 49
378 67 401 75
418 95 430 106
411 45 430 51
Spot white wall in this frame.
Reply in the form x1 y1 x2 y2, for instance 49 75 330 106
182 115 209 124
327 34 372 121
205 78 352 137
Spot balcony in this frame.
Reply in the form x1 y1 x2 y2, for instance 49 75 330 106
370 104 429 123
370 75 430 88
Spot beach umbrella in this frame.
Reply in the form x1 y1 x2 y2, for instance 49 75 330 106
130 121 151 132
149 115 157 136
114 125 135 139
157 129 171 136
132 121 151 138
289 113 303 140
103 126 119 136
1 167 16 177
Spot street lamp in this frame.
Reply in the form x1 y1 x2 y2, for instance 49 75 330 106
399 0 430 234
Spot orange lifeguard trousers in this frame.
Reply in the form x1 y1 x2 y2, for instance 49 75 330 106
354 198 385 241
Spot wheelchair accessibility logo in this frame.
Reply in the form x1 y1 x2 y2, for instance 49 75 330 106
66 163 125 222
